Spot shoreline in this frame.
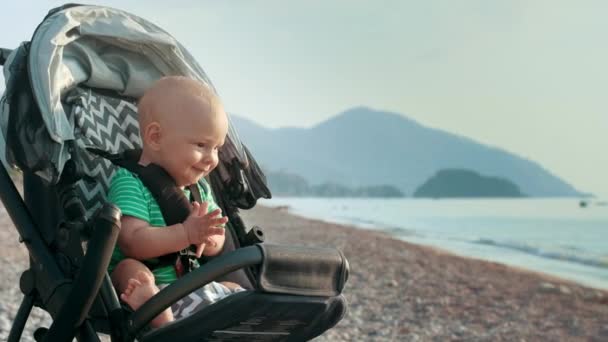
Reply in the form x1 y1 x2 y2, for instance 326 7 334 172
240 205 608 341
266 204 608 292
260 198 608 291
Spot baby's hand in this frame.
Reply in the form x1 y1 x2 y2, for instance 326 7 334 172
193 237 224 258
182 202 227 249
194 243 206 258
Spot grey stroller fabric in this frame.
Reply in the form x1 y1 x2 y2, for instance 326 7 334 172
159 282 245 320
0 5 248 185
0 4 268 212
68 88 142 217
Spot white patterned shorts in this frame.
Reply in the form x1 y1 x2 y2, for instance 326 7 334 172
159 282 245 320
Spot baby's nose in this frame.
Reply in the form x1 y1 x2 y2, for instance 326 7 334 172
201 152 216 165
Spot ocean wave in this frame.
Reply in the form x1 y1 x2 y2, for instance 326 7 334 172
473 238 608 269
336 216 419 236
338 216 379 227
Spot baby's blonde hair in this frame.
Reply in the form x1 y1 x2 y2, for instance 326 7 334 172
137 76 223 131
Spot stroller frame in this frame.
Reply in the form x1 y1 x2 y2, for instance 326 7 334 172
0 4 348 342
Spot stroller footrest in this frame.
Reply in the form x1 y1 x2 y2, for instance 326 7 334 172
141 291 347 342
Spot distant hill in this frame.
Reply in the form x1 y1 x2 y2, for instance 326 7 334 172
267 169 403 197
230 107 583 197
414 169 524 198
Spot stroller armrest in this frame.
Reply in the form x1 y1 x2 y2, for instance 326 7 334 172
129 245 264 333
129 244 349 334
257 244 349 297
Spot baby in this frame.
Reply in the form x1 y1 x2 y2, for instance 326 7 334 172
107 76 241 327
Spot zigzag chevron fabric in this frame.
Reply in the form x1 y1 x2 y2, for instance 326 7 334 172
67 88 142 218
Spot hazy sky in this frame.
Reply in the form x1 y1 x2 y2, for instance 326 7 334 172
1 1 606 196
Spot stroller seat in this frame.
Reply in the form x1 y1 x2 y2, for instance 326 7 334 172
0 4 348 342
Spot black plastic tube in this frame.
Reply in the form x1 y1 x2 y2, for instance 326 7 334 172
130 245 263 333
99 273 122 314
43 203 121 342
75 320 101 342
0 166 67 298
99 273 128 342
7 294 34 342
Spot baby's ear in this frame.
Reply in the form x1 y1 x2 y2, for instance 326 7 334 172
143 122 162 150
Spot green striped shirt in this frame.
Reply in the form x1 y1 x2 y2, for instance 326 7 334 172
107 167 219 284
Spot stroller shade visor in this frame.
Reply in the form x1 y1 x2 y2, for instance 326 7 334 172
0 5 249 184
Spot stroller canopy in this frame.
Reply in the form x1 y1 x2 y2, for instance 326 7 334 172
0 4 249 186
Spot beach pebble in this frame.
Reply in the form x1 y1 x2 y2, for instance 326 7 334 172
0 315 10 333
582 290 597 301
559 285 571 295
538 282 558 293
454 324 468 336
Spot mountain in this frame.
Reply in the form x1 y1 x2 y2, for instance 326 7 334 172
413 169 524 198
266 169 404 197
230 107 582 197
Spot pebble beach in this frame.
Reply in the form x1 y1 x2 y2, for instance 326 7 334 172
1 204 607 341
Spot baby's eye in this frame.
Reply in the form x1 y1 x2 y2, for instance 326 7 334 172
196 143 206 148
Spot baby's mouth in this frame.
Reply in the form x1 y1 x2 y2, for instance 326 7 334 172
193 167 208 175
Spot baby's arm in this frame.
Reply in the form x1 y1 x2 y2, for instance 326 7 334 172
109 170 188 259
119 202 226 260
118 216 190 260
201 232 225 256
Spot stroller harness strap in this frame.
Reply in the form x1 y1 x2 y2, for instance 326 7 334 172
91 148 202 275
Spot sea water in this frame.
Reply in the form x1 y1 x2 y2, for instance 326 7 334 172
259 197 608 290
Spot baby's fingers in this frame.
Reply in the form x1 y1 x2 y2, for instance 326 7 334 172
205 236 219 247
198 201 209 216
195 243 205 258
206 226 225 236
190 201 200 212
204 208 222 218
209 216 228 227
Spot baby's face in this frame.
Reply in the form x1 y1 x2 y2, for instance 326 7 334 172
156 99 228 187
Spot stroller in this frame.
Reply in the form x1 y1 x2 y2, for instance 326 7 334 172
0 4 348 342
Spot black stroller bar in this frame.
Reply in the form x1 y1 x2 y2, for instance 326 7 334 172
0 48 12 65
43 203 121 342
130 245 264 333
0 166 67 300
1 164 122 342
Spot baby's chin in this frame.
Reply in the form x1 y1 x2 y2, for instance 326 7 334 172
185 172 210 185
174 176 199 187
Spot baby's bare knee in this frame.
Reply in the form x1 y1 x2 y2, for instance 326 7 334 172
220 281 242 290
112 258 154 290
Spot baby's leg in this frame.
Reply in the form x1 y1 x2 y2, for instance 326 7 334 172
121 271 173 327
111 258 173 327
219 281 243 291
